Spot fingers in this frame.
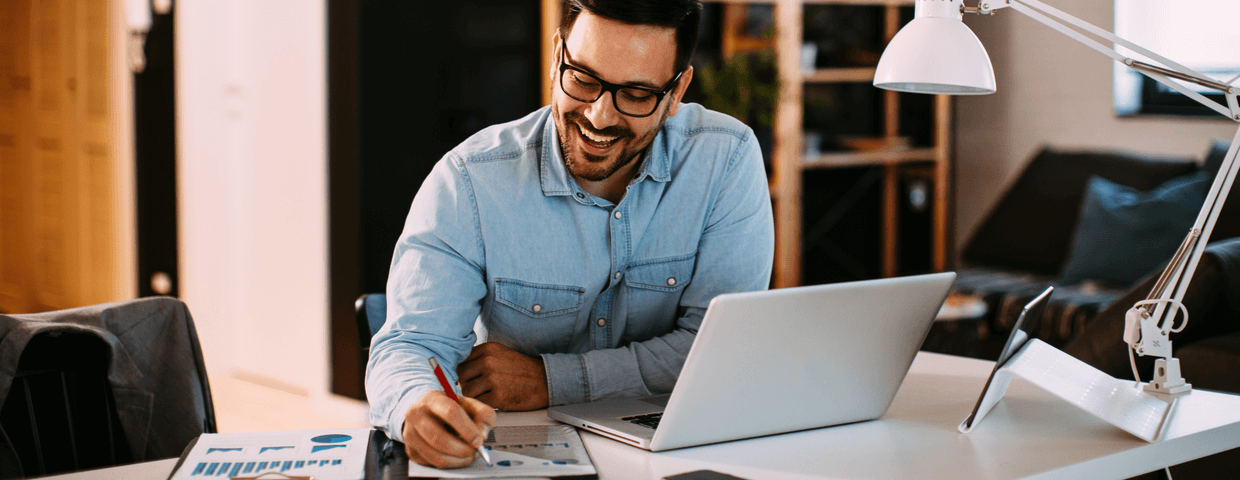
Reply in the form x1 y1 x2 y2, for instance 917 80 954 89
454 343 550 411
458 365 492 399
457 354 485 385
405 441 474 470
402 391 486 469
460 395 498 428
458 342 504 390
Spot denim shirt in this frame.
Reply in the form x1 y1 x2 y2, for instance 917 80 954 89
365 103 774 442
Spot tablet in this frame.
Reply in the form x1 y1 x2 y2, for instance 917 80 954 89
960 286 1053 431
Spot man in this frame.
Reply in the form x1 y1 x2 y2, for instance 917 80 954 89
366 0 774 468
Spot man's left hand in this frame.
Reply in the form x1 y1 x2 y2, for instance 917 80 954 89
457 342 549 411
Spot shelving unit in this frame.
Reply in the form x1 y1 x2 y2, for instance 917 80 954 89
743 0 952 288
539 0 952 288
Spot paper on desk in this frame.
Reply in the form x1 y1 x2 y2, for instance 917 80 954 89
959 339 1176 442
406 424 595 479
169 428 371 480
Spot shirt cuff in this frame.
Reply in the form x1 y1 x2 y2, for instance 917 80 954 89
383 385 432 444
542 352 588 406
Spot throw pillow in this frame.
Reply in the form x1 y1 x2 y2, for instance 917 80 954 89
1060 171 1211 287
962 147 1197 276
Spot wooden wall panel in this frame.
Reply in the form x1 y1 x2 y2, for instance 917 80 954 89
0 0 35 313
0 0 127 314
78 0 119 306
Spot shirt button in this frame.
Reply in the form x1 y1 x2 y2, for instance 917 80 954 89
614 211 622 219
614 272 622 280
575 192 585 199
532 304 542 313
597 318 606 327
667 277 677 286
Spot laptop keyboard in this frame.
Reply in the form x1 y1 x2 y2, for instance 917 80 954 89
622 412 662 429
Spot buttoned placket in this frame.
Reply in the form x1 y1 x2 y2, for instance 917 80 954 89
587 199 631 350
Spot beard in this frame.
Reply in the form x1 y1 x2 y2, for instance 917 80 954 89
553 103 666 183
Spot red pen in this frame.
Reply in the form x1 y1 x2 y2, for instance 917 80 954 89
428 356 492 465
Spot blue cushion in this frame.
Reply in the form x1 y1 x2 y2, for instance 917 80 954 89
1060 172 1211 286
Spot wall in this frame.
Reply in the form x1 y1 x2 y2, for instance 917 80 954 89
953 0 1238 252
177 0 333 402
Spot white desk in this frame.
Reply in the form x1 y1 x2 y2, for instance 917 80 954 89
34 352 1240 480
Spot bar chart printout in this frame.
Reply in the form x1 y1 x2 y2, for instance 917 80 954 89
406 424 596 479
171 428 371 480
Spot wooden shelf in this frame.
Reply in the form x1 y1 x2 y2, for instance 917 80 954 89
803 148 937 168
803 67 876 83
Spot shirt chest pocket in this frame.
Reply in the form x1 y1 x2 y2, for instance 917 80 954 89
625 254 695 292
494 278 585 318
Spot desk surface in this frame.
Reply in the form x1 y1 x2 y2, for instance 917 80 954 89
34 352 1240 480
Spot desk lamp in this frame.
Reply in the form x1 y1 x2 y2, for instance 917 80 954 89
874 0 1240 396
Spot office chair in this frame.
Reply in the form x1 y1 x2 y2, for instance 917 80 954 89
355 293 387 354
0 332 132 478
0 297 216 479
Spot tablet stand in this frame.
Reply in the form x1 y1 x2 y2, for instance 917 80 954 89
958 338 1180 442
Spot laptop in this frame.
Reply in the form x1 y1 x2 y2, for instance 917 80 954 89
547 271 956 451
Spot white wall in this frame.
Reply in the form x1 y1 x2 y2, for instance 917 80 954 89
953 0 1238 251
177 1 331 399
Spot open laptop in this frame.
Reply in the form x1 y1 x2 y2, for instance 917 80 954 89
548 271 956 451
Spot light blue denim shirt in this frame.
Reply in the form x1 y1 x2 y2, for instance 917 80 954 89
366 103 774 442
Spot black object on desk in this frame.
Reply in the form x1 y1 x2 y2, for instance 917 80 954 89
664 469 751 480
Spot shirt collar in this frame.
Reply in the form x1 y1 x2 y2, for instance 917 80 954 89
539 110 672 200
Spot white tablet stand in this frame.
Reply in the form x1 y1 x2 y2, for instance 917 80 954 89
958 336 1179 442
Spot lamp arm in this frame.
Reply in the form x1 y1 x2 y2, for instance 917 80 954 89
977 0 1240 120
1157 126 1240 321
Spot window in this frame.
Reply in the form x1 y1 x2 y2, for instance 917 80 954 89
1113 0 1240 117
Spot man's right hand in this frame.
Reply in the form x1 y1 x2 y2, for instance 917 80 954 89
402 390 497 469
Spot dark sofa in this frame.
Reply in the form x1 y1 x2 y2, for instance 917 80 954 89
950 139 1240 356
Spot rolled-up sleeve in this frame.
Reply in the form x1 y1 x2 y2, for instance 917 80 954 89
365 154 487 443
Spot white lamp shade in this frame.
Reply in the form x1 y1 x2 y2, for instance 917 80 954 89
874 17 997 95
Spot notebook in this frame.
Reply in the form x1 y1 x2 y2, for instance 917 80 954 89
547 271 956 451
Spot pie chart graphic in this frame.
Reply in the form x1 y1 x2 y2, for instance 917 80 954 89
311 434 353 444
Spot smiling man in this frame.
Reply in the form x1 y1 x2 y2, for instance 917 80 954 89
366 0 774 469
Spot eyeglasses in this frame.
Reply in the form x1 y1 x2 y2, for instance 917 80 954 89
558 38 684 118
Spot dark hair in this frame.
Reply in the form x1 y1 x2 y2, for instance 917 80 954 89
559 0 702 76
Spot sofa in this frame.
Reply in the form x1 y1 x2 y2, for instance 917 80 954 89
946 139 1240 359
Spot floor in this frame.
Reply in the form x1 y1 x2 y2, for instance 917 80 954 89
210 370 373 433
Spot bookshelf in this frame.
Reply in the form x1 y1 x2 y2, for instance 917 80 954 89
726 0 952 287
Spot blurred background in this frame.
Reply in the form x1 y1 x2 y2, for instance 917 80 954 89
1 0 1236 429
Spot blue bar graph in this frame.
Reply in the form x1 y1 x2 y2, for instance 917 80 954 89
189 458 346 476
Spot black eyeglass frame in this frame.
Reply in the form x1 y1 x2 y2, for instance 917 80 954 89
557 38 685 118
